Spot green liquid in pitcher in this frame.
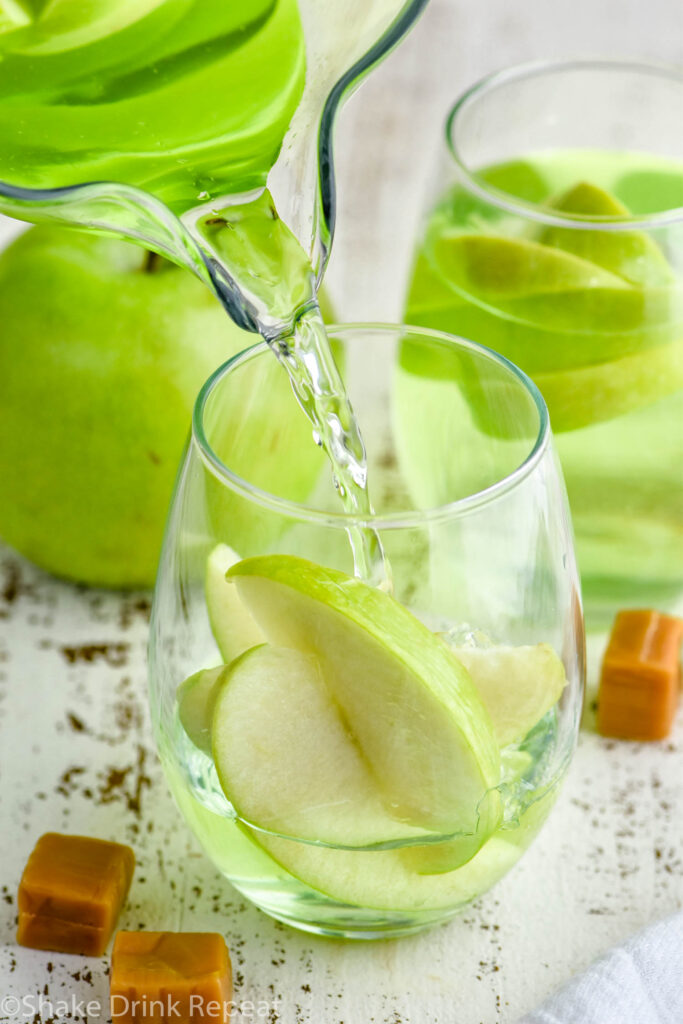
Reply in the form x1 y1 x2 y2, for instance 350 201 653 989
0 0 305 210
405 150 683 620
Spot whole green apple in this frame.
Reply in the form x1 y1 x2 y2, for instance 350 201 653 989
0 225 323 588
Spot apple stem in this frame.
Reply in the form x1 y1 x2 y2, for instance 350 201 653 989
143 250 162 273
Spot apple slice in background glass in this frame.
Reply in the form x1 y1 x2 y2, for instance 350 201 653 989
403 61 683 624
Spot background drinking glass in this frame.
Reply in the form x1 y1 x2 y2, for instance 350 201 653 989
148 324 584 939
405 60 683 626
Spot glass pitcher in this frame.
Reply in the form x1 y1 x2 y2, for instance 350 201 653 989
0 0 427 333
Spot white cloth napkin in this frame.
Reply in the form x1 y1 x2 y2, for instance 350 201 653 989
518 912 683 1024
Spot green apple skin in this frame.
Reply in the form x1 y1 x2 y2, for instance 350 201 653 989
227 554 501 838
0 225 258 586
0 226 332 587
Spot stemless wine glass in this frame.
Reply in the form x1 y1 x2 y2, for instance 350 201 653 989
405 60 683 626
149 324 584 939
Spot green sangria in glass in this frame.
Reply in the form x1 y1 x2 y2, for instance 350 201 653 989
405 61 683 625
148 325 584 938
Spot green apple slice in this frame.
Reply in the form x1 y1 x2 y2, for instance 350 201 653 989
177 665 227 755
536 335 683 432
245 824 524 911
398 785 503 876
205 544 264 662
406 243 679 374
221 770 561 912
432 232 630 301
539 182 673 288
428 232 681 339
225 555 501 837
212 643 445 848
399 644 564 876
0 0 33 28
451 644 567 747
19 0 169 53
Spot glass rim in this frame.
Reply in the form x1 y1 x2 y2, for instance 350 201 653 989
192 322 550 529
445 57 683 231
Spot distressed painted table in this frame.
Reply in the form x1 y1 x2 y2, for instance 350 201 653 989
1 1 682 1021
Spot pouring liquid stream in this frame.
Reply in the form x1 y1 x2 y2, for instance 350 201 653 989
187 192 390 588
275 311 390 590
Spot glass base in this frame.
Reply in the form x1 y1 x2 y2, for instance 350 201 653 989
262 907 460 940
229 878 464 939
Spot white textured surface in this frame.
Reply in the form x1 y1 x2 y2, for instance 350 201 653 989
1 1 682 1022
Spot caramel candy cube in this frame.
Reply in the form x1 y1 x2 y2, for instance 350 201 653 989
17 833 135 956
110 932 233 1024
598 610 682 740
